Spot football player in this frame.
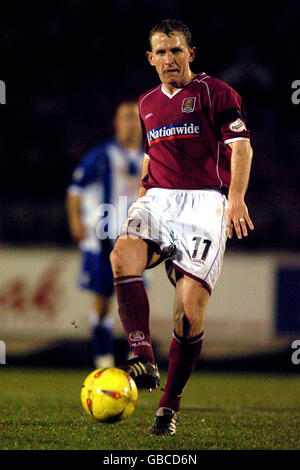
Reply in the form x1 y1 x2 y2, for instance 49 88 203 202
110 19 254 435
67 101 143 368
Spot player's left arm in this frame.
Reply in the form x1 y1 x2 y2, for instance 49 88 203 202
137 111 150 200
137 154 150 199
227 139 254 239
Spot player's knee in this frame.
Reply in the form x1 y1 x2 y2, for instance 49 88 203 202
182 281 209 320
110 245 141 276
182 299 205 327
183 310 198 327
110 247 126 274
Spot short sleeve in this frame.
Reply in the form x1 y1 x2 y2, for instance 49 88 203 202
67 149 100 194
210 81 250 144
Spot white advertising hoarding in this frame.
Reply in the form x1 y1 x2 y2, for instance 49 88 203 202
0 246 293 359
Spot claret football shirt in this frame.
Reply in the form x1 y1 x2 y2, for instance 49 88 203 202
139 72 250 191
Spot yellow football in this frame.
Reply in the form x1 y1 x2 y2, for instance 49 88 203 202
81 367 138 423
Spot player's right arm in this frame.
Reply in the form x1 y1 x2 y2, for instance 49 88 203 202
137 154 150 199
66 192 86 242
137 104 151 199
66 149 99 242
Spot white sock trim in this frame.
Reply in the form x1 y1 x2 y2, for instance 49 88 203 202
156 407 177 416
173 330 204 344
114 277 143 286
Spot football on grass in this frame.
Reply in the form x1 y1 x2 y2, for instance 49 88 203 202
81 367 138 423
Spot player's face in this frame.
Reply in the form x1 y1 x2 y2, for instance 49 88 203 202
114 103 141 144
147 32 196 91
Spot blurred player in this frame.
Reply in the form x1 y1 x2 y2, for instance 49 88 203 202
67 101 143 368
110 20 254 435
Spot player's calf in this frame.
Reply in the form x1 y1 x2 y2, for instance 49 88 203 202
114 274 156 365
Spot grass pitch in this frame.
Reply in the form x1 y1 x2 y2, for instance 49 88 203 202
0 367 299 450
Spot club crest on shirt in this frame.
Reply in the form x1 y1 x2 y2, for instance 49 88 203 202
229 118 247 132
182 97 196 113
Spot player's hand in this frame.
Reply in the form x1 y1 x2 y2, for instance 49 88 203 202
226 196 254 240
70 219 86 242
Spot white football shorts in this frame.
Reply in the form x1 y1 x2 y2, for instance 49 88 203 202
119 188 228 293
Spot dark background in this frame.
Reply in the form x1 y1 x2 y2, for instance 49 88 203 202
0 0 299 250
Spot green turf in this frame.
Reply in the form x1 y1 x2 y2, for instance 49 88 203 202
0 367 299 450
